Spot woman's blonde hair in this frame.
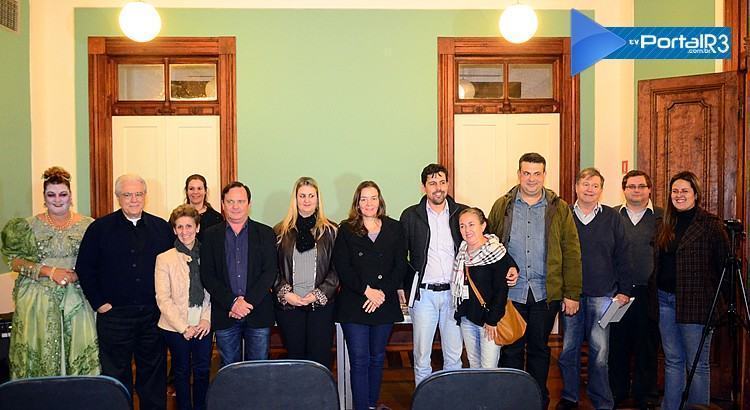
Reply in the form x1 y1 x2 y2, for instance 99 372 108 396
276 177 336 239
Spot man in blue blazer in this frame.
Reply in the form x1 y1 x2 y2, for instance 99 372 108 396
200 181 278 367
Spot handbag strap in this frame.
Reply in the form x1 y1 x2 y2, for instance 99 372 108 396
464 265 487 308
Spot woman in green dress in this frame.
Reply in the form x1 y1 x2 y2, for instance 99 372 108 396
1 166 99 378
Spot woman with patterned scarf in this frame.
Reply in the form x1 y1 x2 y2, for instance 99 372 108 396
274 177 339 369
155 204 212 410
452 207 517 368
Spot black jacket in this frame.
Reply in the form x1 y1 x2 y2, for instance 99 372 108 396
333 217 407 325
77 210 174 310
274 225 339 310
196 205 223 242
200 219 278 330
399 196 467 300
456 259 513 327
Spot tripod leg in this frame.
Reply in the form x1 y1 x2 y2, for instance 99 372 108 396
735 261 750 325
679 265 726 410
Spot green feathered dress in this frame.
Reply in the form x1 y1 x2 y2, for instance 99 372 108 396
1 216 100 379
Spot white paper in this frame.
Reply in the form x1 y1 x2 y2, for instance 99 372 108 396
598 296 635 328
407 272 420 308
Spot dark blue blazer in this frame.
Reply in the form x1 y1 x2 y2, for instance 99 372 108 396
200 219 278 330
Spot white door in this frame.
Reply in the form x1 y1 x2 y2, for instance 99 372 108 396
454 113 560 215
112 116 221 219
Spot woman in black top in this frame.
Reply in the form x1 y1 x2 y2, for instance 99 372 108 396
184 174 223 241
333 180 406 410
653 171 728 410
274 177 339 369
452 207 516 368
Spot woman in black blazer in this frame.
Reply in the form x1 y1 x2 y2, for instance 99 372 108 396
333 180 406 410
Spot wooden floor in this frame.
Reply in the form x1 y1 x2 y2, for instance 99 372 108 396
155 333 733 410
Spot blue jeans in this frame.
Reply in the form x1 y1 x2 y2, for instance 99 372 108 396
658 290 712 410
340 323 393 410
460 319 501 369
163 330 212 410
558 295 613 409
409 288 463 384
214 321 270 368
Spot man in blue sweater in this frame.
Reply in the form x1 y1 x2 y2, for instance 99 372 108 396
77 174 174 410
557 168 632 410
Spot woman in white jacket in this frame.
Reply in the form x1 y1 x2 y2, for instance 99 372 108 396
155 204 211 410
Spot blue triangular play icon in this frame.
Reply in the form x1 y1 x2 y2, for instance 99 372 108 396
571 9 626 75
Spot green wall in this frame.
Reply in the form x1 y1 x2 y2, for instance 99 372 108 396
632 0 716 160
74 8 594 225
0 0 31 271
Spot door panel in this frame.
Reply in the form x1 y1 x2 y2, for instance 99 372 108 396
638 72 739 218
112 116 221 219
112 117 168 217
454 113 560 215
506 114 560 195
168 116 221 214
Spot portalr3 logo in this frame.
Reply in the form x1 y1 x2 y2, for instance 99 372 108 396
571 9 731 76
633 34 729 54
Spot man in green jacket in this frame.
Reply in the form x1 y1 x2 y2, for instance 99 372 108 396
487 152 582 408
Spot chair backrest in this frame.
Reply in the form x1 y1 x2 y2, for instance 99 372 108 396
412 368 543 410
206 359 339 410
0 375 131 410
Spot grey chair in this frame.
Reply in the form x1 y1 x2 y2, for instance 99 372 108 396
206 359 339 410
0 375 131 410
411 368 543 410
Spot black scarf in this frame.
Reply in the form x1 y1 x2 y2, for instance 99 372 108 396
175 239 204 307
295 214 316 252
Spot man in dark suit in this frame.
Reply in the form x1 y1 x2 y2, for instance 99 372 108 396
200 181 277 366
77 174 174 410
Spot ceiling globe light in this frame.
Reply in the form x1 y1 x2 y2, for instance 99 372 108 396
119 1 161 43
458 80 476 99
499 4 538 44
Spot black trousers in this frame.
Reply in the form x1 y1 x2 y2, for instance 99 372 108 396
499 289 561 405
97 305 166 410
608 285 660 404
275 303 335 369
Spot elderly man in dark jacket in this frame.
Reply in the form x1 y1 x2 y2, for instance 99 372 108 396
77 174 174 410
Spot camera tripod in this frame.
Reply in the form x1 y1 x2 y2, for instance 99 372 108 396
679 220 750 410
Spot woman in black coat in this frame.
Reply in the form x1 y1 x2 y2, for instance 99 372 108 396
333 180 406 410
653 171 728 410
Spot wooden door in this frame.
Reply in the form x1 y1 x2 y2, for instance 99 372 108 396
454 113 560 215
112 116 221 219
638 72 740 218
437 37 579 203
88 37 236 218
638 71 742 404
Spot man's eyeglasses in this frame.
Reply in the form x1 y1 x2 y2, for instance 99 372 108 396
625 184 649 190
119 192 145 199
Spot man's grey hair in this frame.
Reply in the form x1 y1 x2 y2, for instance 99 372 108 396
114 174 148 196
